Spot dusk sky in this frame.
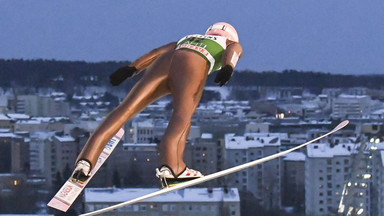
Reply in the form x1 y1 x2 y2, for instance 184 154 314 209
1 0 383 75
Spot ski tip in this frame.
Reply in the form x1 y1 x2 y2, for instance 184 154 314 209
336 120 349 130
116 128 125 139
47 198 70 212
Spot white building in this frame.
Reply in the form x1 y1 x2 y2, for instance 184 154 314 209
14 117 69 132
129 118 168 144
29 131 56 174
305 142 358 216
370 142 384 216
45 134 77 186
83 187 240 216
224 132 287 210
16 95 70 117
331 94 381 119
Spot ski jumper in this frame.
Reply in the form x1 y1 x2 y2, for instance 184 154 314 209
75 32 242 177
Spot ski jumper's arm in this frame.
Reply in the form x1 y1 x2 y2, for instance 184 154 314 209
129 42 177 71
214 41 243 86
110 42 177 86
222 41 243 69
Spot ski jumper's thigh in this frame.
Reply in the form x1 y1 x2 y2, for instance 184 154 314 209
160 50 208 147
169 49 209 113
77 52 174 166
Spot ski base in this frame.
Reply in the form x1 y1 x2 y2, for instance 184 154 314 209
47 128 124 212
80 120 349 216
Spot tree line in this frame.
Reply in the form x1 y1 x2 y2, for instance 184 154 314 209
1 59 383 91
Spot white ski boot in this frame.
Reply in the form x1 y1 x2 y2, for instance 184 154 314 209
71 160 91 183
156 165 203 188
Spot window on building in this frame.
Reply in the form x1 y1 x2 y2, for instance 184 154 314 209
140 205 146 211
162 204 169 211
170 204 176 211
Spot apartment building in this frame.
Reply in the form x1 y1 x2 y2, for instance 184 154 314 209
0 114 13 130
0 132 29 173
282 152 306 209
15 95 70 117
191 133 218 185
45 134 77 185
224 132 285 210
84 187 240 216
305 143 359 216
331 94 379 119
107 143 160 187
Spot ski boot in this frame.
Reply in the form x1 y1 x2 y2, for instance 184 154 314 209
71 160 91 183
156 165 203 188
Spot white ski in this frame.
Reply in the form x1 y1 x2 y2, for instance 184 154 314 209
80 120 349 216
47 128 125 212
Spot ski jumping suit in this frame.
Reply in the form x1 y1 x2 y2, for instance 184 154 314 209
76 34 242 176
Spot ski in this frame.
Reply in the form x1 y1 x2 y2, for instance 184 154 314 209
80 120 349 216
47 128 125 212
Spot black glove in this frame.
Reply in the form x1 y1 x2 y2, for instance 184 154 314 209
109 66 138 86
214 65 234 87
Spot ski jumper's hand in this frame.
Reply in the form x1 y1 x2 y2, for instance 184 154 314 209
215 41 243 87
110 66 138 86
110 42 177 86
215 65 233 86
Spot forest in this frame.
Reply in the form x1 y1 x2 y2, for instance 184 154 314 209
1 59 383 92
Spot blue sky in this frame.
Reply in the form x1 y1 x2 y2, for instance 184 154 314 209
1 0 383 75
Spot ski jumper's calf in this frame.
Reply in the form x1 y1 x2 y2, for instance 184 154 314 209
73 22 243 187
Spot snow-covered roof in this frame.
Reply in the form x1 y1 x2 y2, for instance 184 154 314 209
123 143 157 147
201 133 213 139
283 152 306 161
84 187 240 203
6 113 30 120
339 94 368 99
30 131 56 140
0 133 20 138
372 109 384 115
137 120 154 127
225 133 282 149
54 135 75 142
307 143 357 158
0 214 53 216
0 114 11 120
0 129 11 133
16 117 70 124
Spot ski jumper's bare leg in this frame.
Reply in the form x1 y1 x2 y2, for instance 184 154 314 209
159 49 209 175
76 52 174 168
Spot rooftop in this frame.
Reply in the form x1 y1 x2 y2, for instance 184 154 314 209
84 187 240 203
283 152 306 161
307 143 357 158
225 133 284 149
